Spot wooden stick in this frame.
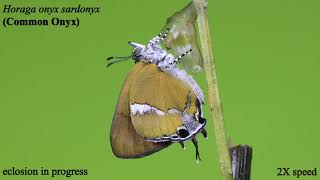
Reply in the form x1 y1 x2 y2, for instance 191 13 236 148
192 0 233 179
230 145 253 180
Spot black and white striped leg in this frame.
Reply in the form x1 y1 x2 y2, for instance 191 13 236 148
148 28 170 46
163 49 193 68
191 138 201 163
159 28 170 41
174 49 192 64
179 142 186 150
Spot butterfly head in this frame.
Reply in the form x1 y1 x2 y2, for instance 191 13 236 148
128 41 146 60
106 41 146 67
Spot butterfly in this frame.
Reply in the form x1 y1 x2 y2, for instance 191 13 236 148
107 28 207 162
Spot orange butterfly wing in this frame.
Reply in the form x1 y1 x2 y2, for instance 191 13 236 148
110 62 170 158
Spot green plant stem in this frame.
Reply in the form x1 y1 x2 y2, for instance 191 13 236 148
192 0 233 179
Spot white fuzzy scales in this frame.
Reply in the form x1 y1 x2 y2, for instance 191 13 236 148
130 103 165 116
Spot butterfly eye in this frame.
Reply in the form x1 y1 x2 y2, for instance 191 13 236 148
133 47 143 56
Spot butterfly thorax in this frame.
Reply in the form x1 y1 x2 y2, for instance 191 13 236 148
133 44 176 69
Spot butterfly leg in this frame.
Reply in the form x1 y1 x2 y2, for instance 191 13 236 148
179 141 186 149
191 138 201 163
162 49 193 68
148 28 170 46
174 49 192 64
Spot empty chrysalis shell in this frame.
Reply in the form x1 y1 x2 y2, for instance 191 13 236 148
161 2 203 73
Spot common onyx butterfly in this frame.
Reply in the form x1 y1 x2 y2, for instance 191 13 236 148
107 29 207 162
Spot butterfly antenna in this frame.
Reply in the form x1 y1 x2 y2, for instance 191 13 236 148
106 55 132 61
106 57 114 61
106 55 132 67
